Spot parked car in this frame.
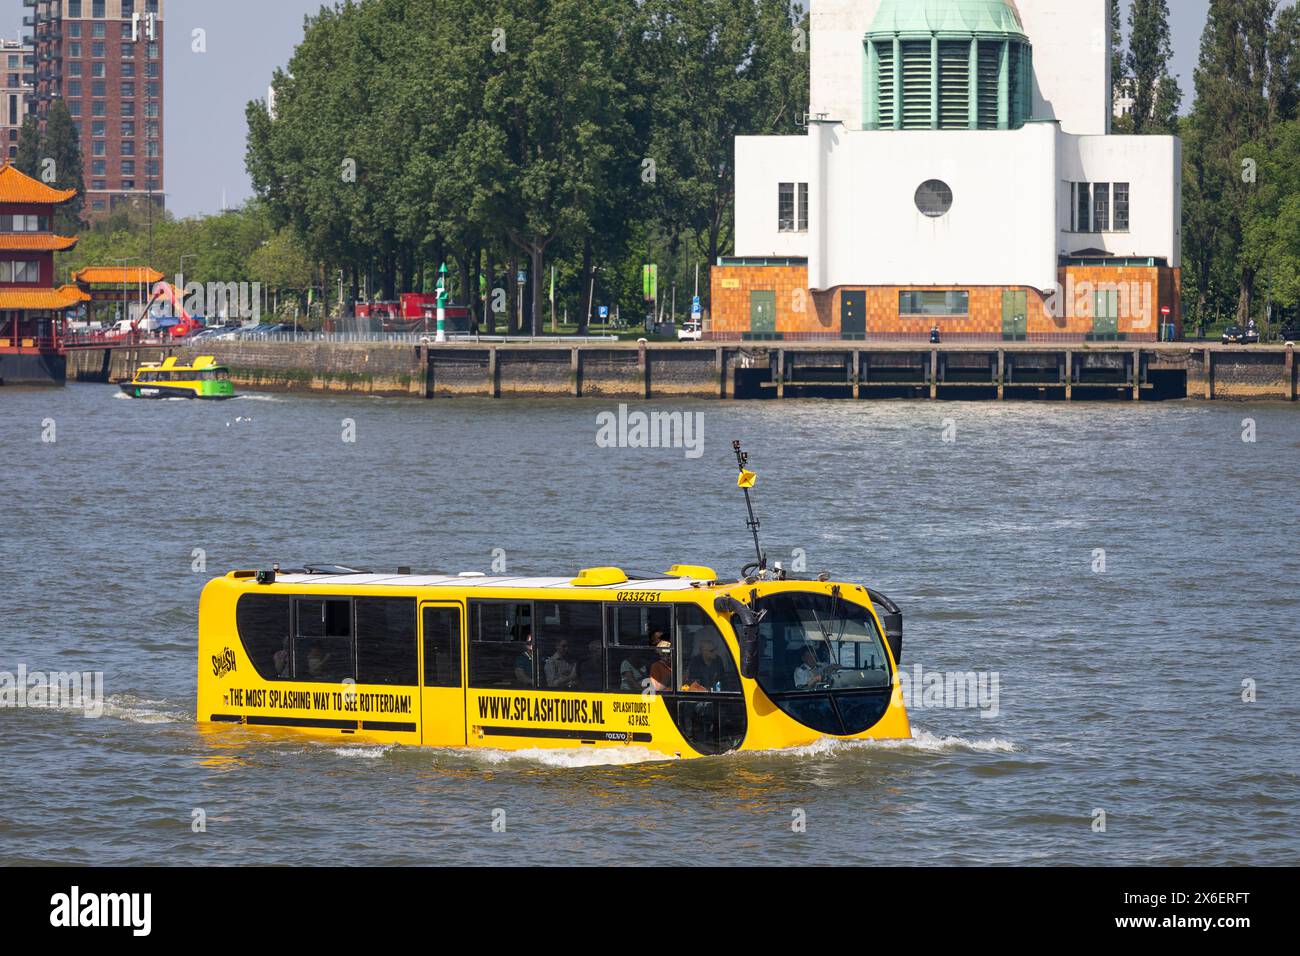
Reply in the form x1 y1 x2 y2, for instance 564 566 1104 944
1221 324 1258 345
677 321 703 342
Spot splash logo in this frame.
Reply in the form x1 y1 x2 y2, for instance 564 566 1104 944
49 886 151 936
211 647 237 679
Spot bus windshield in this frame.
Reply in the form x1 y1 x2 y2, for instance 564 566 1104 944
753 591 891 693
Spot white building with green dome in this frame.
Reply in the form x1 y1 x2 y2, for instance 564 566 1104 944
710 0 1182 342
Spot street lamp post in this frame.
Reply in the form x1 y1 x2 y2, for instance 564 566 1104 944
114 256 139 336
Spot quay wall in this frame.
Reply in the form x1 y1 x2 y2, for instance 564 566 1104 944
61 340 1298 402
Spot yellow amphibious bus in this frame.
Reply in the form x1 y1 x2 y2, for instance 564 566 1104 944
197 564 909 758
120 355 235 400
196 444 911 758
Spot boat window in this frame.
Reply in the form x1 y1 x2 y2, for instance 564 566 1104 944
355 597 417 685
753 592 891 693
422 606 462 688
605 604 673 693
235 594 292 680
293 598 354 683
676 604 740 693
468 601 534 689
535 601 602 690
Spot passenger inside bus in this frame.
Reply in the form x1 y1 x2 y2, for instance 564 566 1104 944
575 639 604 691
513 631 534 686
683 634 727 692
273 636 291 678
648 638 673 693
544 638 578 689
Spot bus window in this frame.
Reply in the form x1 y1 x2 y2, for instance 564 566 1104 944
605 604 672 693
753 592 891 692
293 598 354 683
468 602 533 689
235 594 292 680
676 604 740 693
535 601 602 691
422 606 461 687
355 597 417 685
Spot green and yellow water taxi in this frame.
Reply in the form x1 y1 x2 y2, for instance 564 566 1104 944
120 355 235 400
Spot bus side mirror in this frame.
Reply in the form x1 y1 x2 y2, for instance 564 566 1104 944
738 623 762 679
714 595 765 680
865 588 903 666
881 612 902 665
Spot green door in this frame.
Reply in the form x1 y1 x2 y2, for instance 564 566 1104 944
841 291 866 338
749 290 776 335
1001 290 1027 340
1093 289 1119 339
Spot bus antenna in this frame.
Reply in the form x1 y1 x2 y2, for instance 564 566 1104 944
732 440 766 575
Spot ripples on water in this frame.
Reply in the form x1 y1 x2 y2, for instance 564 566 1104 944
0 385 1297 865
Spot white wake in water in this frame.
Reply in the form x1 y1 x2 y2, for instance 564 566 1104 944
49 693 191 724
769 729 1017 758
471 745 677 768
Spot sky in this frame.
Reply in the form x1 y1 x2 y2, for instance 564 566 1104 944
0 0 1260 219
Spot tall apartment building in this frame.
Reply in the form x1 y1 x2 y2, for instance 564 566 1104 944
27 0 164 216
0 39 35 162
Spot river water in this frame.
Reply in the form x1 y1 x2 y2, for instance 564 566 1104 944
1 383 1296 865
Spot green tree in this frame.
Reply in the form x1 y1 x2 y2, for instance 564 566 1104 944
1110 0 1129 131
14 116 42 179
43 100 86 232
642 0 808 301
1184 0 1299 327
1126 0 1182 134
1241 120 1300 323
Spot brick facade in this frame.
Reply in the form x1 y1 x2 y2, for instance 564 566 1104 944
709 263 1182 341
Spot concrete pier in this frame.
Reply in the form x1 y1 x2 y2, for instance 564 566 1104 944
63 339 1300 402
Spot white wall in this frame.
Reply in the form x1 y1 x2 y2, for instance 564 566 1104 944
733 135 812 259
1016 0 1111 135
809 0 880 129
1059 133 1182 266
814 123 1061 291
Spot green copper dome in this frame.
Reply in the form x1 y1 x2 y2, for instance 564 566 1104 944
867 0 1027 39
863 0 1034 131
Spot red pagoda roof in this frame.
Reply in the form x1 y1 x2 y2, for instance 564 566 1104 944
73 266 166 286
0 162 79 205
0 233 79 252
0 286 90 310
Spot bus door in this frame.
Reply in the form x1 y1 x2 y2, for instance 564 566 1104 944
419 602 466 747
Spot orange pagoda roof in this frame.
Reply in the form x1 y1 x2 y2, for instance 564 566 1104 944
0 162 79 205
73 266 165 285
0 285 90 310
0 233 79 252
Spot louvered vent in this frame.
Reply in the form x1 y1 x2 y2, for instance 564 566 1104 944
977 41 1001 129
938 42 970 129
875 41 896 127
900 41 932 130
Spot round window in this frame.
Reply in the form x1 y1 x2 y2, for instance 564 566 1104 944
915 180 954 218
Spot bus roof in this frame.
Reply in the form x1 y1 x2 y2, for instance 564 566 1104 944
234 571 713 592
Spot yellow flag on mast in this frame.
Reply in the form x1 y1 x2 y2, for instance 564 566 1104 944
737 469 757 489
